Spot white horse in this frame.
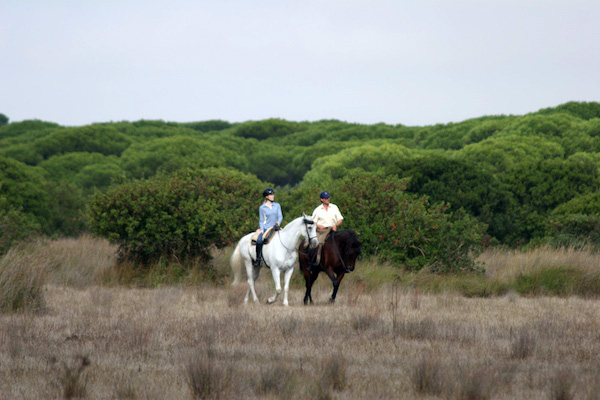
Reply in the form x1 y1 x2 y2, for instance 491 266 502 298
231 214 318 306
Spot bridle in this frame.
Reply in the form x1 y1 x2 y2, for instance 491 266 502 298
303 218 317 244
277 218 316 252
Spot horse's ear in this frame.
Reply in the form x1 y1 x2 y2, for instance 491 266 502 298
302 212 307 218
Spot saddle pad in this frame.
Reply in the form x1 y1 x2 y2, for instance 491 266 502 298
250 226 277 245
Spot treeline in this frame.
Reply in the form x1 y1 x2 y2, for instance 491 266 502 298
1 103 599 268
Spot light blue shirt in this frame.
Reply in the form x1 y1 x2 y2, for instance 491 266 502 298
259 202 283 231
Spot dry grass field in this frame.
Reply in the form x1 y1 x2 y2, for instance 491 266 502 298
1 237 600 399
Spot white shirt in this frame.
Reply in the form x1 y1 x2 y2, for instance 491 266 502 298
312 203 343 228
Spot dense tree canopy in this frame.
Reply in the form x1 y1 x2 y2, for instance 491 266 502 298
2 101 600 262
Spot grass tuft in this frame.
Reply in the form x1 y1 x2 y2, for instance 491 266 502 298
550 370 574 400
411 356 443 395
0 245 48 313
319 355 348 392
510 328 535 360
184 351 231 399
57 355 91 399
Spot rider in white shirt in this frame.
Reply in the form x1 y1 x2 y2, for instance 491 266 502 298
309 191 343 268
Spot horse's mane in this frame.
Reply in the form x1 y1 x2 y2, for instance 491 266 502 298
331 229 360 245
282 215 311 230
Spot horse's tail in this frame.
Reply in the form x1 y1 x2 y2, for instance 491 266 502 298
231 239 243 286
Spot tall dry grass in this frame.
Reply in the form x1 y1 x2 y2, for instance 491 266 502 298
2 285 600 399
481 245 600 283
0 244 49 313
3 237 600 397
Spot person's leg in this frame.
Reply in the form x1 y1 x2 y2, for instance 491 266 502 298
254 233 264 267
308 228 330 271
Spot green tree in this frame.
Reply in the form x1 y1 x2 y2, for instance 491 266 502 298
399 155 517 243
545 192 600 248
0 204 41 255
536 101 600 120
32 126 132 160
0 157 51 232
120 136 245 179
232 119 306 140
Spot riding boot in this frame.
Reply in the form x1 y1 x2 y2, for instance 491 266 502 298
307 244 322 272
254 243 263 268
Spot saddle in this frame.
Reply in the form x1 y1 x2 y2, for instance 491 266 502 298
306 230 333 267
250 226 277 245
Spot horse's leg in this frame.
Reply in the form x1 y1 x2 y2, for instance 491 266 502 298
323 268 341 304
302 270 311 305
245 263 260 303
267 267 282 304
329 271 346 303
282 267 294 306
303 270 318 305
299 253 312 305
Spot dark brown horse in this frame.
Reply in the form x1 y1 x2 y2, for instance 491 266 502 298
298 230 361 304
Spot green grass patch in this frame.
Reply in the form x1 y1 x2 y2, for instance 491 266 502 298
512 267 600 297
98 259 228 288
408 272 508 297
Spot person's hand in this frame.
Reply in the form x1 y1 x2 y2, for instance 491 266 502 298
317 224 325 230
332 225 337 232
259 229 264 234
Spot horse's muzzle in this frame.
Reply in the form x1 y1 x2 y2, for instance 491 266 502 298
308 238 318 249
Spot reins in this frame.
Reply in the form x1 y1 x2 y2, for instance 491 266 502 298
330 231 348 271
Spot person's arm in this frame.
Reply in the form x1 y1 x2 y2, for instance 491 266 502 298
332 206 344 231
258 206 266 232
312 207 325 230
276 203 283 226
332 219 343 231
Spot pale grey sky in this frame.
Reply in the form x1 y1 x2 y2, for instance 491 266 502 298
1 0 599 127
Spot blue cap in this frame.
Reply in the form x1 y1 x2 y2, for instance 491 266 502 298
320 191 330 199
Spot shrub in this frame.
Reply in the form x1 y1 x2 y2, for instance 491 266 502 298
292 171 487 271
88 167 264 264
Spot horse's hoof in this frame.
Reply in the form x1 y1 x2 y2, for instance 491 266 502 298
328 298 336 304
267 297 276 304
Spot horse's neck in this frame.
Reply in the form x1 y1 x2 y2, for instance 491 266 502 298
279 218 304 248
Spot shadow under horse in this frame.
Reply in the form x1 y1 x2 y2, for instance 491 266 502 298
298 230 361 304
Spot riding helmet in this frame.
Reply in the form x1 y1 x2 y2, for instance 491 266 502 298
320 191 330 199
263 188 275 197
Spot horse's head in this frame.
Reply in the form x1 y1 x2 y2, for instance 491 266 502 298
302 213 318 249
340 231 362 272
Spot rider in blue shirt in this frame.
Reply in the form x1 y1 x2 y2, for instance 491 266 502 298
255 188 283 267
